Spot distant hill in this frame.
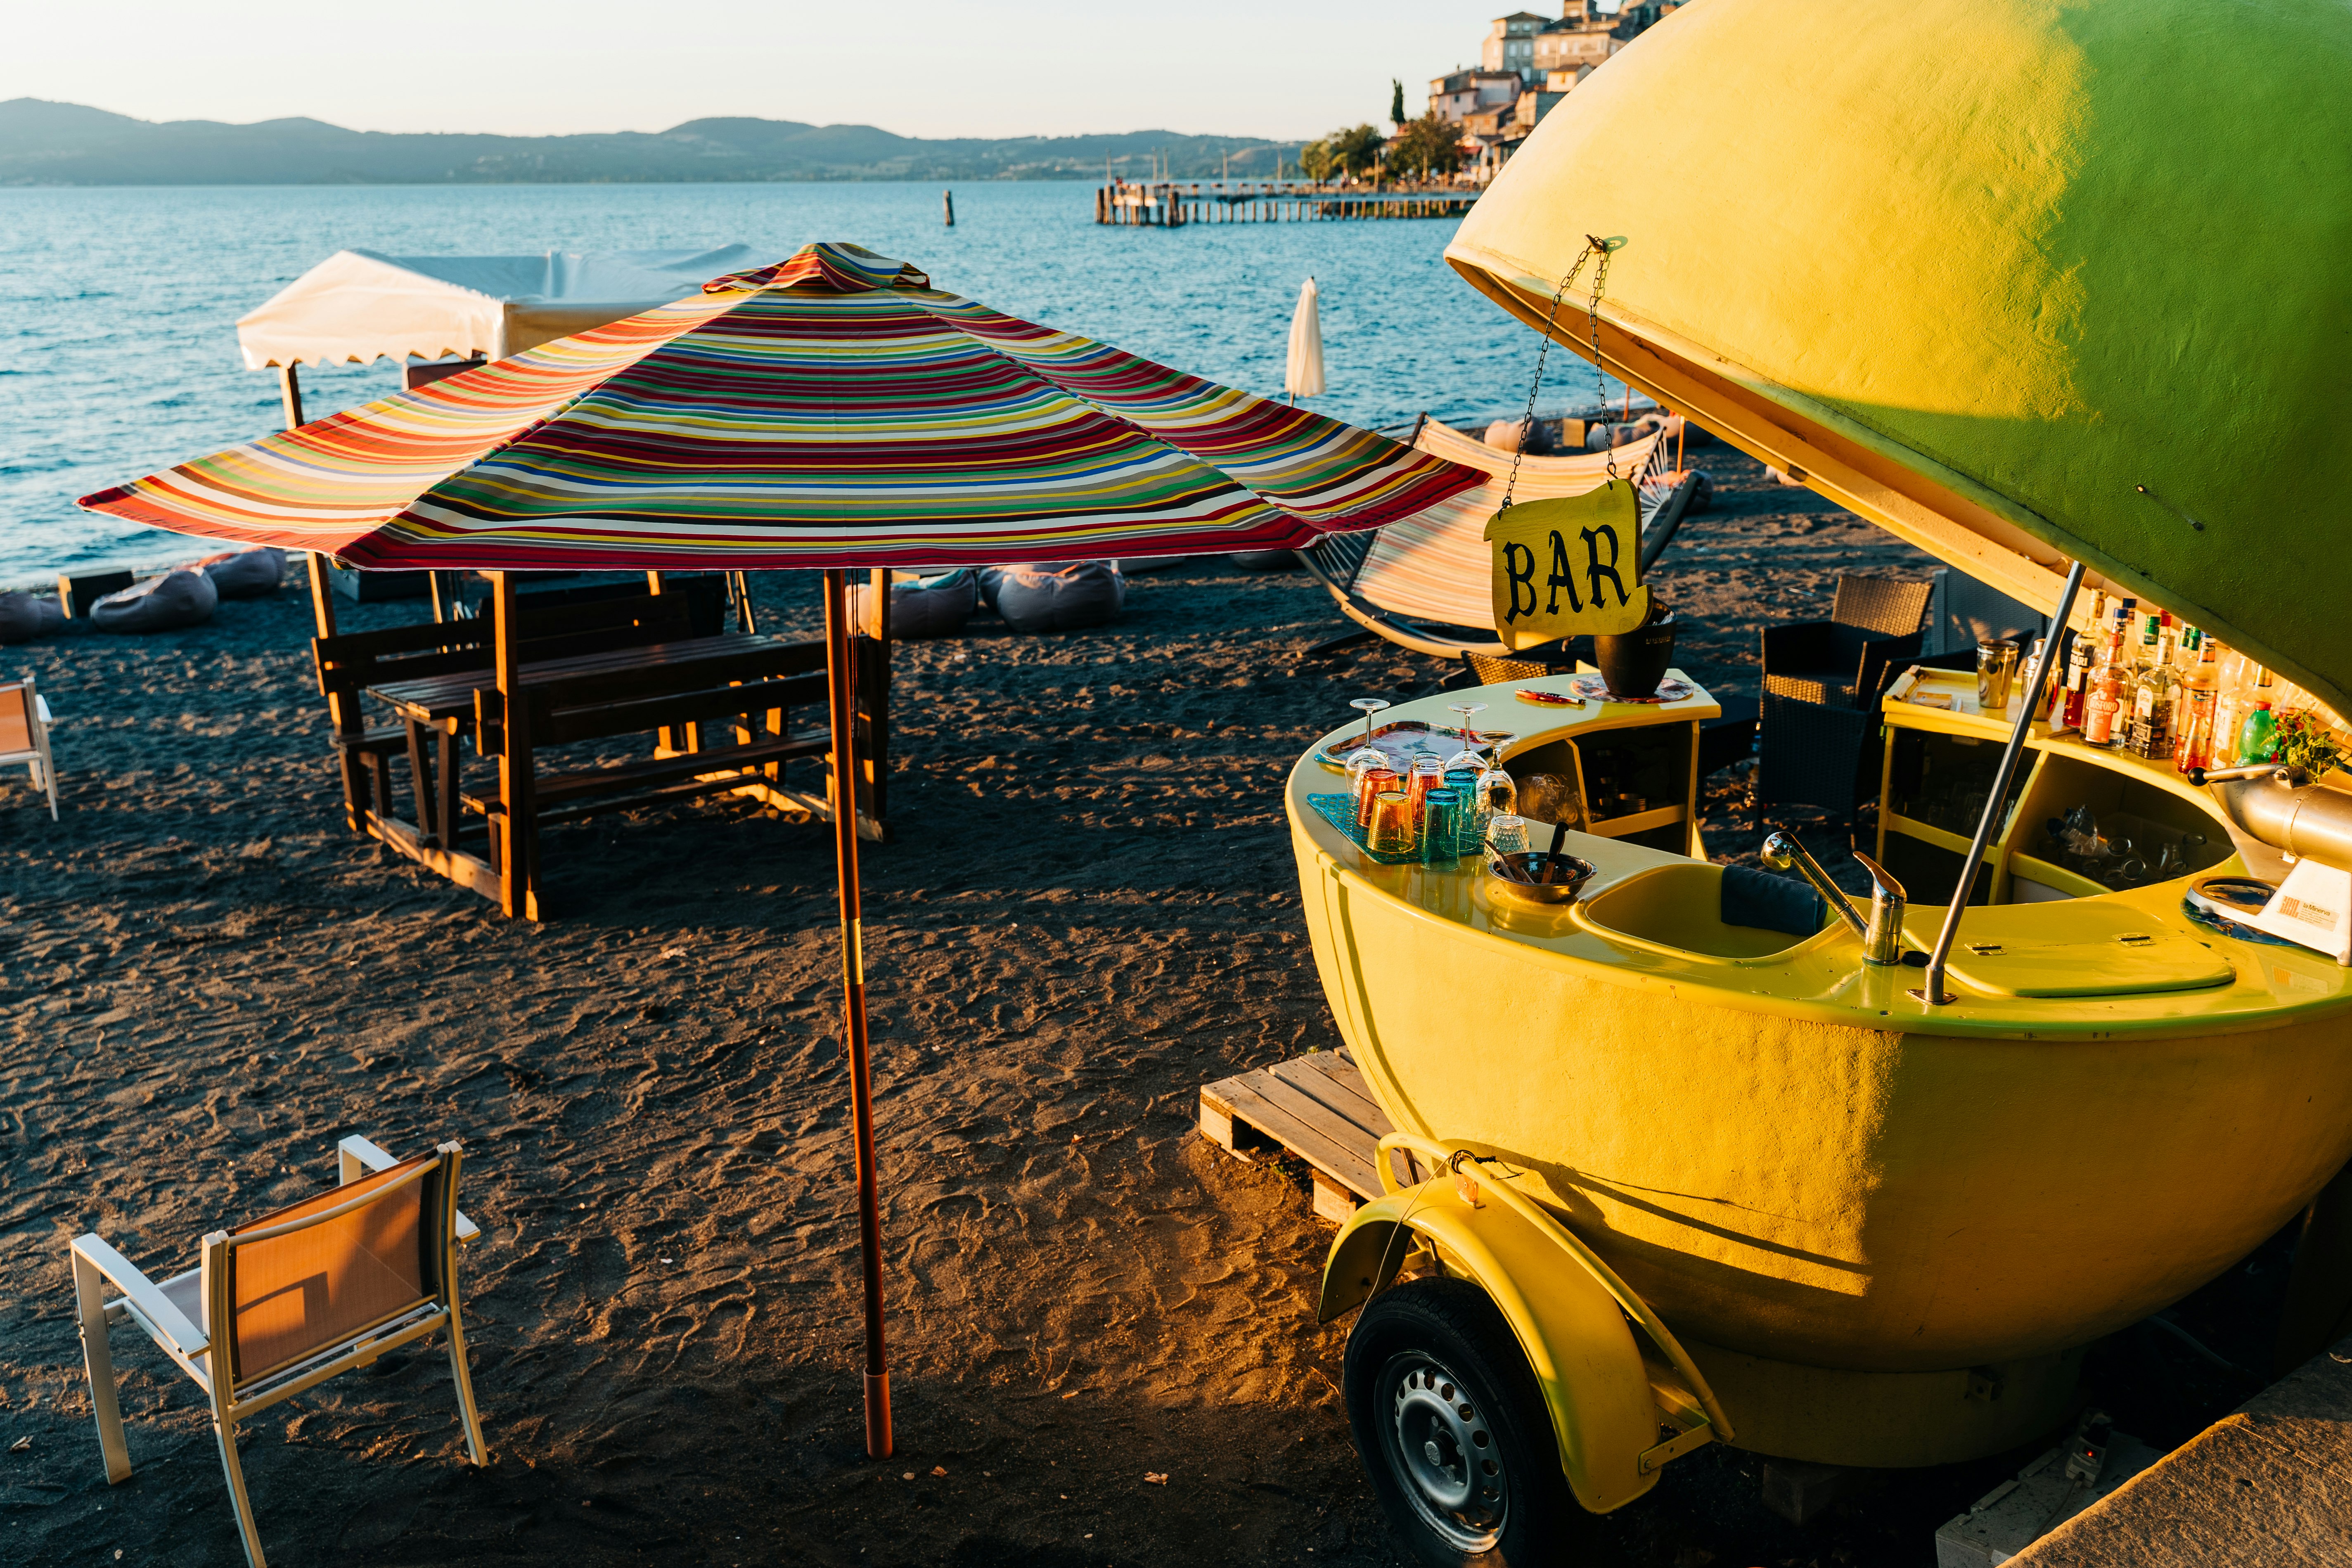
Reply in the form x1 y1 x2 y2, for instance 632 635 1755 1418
0 99 1303 185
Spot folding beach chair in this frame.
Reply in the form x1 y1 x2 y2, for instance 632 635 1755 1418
69 1135 486 1568
0 674 58 819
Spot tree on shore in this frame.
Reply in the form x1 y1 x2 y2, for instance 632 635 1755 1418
1389 112 1465 180
1390 79 1406 127
1299 139 1334 182
1330 123 1386 177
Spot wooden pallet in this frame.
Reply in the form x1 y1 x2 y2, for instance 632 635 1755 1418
1199 1049 1395 1224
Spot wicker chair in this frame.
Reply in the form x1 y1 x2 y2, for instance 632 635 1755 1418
1761 574 1933 709
1755 692 1884 836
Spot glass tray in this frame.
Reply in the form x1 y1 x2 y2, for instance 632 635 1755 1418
1306 792 1474 867
1315 718 1516 774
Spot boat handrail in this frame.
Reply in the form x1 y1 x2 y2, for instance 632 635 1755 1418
1374 1129 1736 1442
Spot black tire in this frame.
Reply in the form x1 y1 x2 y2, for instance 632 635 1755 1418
1342 1277 1583 1568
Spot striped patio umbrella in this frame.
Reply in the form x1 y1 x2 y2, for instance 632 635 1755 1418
80 240 1484 1462
82 242 1472 569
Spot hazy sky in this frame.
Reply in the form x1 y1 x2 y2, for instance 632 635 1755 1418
6 2 1580 142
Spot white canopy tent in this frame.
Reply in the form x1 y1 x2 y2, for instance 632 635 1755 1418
236 244 760 629
235 245 761 370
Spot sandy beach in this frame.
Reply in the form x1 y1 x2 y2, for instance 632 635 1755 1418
0 450 2285 1567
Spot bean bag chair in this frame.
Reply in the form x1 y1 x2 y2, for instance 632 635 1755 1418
0 592 63 644
846 569 978 640
1483 417 1554 454
200 547 286 599
1113 556 1193 575
90 569 216 634
1228 551 1302 571
983 561 1126 634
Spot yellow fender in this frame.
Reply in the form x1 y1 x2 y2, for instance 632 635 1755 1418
1322 1173 1669 1514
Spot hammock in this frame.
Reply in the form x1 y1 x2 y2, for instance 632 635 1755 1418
1302 418 1696 658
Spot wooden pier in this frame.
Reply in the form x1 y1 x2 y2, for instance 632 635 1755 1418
1096 182 1478 227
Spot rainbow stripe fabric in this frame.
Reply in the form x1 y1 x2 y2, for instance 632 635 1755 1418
81 242 1483 572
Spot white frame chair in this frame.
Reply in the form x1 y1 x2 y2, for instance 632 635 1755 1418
70 1135 486 1568
0 674 57 820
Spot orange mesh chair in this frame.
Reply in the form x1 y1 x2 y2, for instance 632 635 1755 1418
69 1136 486 1568
0 675 58 820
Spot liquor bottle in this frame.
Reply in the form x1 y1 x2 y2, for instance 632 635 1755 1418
2164 627 2201 746
2056 632 2089 734
2209 642 2248 767
2238 699 2279 765
2082 606 2129 748
2174 636 2219 773
2127 621 2177 758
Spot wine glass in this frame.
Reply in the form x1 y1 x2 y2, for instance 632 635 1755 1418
1343 696 1393 793
1474 730 1519 821
1442 702 1489 775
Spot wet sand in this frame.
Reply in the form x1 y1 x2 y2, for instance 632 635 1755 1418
0 452 2278 1567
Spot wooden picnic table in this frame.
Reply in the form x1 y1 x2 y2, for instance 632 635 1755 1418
369 630 801 724
362 626 845 918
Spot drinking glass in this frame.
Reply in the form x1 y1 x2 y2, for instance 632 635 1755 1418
1352 764 1400 828
1368 790 1417 856
1485 813 1533 859
1405 750 1447 830
1442 702 1490 775
1473 730 1519 822
1343 696 1392 777
1421 788 1462 865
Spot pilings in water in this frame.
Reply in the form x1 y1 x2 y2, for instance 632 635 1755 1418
1094 182 1478 226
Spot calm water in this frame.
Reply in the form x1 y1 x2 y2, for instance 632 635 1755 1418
0 182 1619 583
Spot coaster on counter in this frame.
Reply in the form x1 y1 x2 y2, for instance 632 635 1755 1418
1568 674 1696 705
1908 691 1956 709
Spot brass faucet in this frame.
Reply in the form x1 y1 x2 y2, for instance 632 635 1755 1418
1762 832 1909 966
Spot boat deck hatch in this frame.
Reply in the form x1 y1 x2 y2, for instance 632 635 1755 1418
1935 905 2235 998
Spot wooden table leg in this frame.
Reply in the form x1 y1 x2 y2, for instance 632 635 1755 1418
436 722 460 850
405 717 437 848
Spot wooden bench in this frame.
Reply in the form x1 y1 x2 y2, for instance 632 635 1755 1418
309 566 893 919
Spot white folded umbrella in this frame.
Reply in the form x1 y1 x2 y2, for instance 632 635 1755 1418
1284 276 1326 403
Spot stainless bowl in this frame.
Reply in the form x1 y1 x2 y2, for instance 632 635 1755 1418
1486 850 1596 905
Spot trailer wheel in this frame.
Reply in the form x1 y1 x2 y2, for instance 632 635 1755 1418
1343 1277 1581 1566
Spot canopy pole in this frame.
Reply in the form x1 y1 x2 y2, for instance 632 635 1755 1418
1916 558 2086 1006
825 568 894 1460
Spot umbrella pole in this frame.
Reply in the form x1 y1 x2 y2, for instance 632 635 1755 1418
824 568 894 1460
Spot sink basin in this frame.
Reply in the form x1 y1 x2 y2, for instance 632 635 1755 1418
1575 862 1828 961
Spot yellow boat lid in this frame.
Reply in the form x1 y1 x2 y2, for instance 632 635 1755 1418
1445 0 2352 718
1925 902 2236 999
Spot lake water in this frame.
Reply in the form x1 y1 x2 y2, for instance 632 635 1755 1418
0 181 1625 583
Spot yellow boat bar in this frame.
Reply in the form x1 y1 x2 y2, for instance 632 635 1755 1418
1289 668 2352 1467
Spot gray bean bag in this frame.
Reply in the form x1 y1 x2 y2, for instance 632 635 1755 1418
1113 556 1193 575
1228 551 1302 571
91 569 216 634
983 561 1126 634
846 569 978 640
0 592 64 644
200 547 286 599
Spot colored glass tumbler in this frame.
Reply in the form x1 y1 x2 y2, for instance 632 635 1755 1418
1421 788 1462 865
1444 767 1485 854
1367 790 1417 856
1352 765 1400 827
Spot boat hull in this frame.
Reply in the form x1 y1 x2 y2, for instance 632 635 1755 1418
1296 820 2352 1374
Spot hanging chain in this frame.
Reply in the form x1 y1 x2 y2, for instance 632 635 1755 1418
1499 235 1616 512
1585 235 1618 484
